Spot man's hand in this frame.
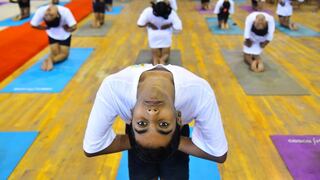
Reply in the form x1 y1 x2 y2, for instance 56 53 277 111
63 24 77 32
244 39 253 47
161 23 173 30
260 40 269 48
147 22 158 30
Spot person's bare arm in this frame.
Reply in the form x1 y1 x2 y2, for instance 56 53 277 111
84 134 131 157
178 136 227 163
138 22 158 30
31 25 48 30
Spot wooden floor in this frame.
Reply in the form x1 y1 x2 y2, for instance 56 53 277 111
0 0 319 179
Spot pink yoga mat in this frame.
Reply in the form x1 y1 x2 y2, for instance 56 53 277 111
271 135 320 180
195 5 215 14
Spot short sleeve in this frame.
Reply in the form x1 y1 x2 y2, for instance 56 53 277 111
30 7 46 26
244 13 254 39
191 83 228 157
83 79 118 154
137 8 150 26
170 10 182 31
63 8 77 27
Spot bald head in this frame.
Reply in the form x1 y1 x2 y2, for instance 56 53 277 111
254 14 267 30
44 5 59 22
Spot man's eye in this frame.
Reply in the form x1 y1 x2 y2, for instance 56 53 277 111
137 121 148 127
159 122 169 128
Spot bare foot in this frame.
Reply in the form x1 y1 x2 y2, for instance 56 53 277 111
46 59 54 71
290 23 299 31
41 60 48 71
225 23 229 29
12 15 29 21
91 23 101 28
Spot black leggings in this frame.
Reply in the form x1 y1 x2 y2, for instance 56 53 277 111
18 0 30 8
218 12 230 23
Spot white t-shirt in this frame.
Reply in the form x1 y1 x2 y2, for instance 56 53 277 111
169 0 178 11
276 0 293 16
214 0 235 15
31 5 77 40
83 64 228 157
243 12 275 55
137 7 182 48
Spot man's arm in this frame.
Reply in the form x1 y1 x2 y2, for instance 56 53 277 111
32 24 48 30
179 137 227 163
63 24 77 32
84 134 131 157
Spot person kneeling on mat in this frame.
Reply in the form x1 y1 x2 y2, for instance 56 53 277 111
31 4 77 71
92 0 105 28
214 0 234 29
10 0 30 21
277 0 298 30
243 12 275 72
83 64 228 180
137 0 182 65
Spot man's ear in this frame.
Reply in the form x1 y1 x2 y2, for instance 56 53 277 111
176 110 182 125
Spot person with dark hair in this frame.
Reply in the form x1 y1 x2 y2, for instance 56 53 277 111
10 0 30 21
30 4 77 71
52 0 59 5
214 0 234 29
251 0 265 11
92 0 105 28
137 0 182 65
243 12 275 72
105 0 113 12
201 0 210 10
83 64 228 180
277 0 298 30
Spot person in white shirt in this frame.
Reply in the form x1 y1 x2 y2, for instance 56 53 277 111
276 0 298 30
168 0 178 11
83 64 228 180
214 0 234 29
137 0 182 65
31 4 77 71
243 12 275 72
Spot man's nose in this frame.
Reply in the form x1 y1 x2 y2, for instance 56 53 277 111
147 107 159 115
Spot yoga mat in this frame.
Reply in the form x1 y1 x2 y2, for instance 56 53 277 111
105 6 123 15
75 21 111 37
0 14 34 27
0 48 94 93
240 5 273 15
116 128 220 180
0 0 93 83
115 0 130 3
0 2 8 6
135 49 182 66
206 17 243 35
275 22 320 37
271 135 320 180
0 131 38 180
221 49 309 95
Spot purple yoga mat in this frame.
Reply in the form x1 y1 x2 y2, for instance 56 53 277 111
271 135 320 180
240 5 273 15
195 5 215 14
0 2 8 5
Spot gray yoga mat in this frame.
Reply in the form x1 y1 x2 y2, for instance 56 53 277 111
221 49 309 95
74 21 111 37
135 49 182 66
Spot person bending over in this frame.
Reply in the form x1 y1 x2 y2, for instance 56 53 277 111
243 12 275 72
31 4 77 71
214 0 234 29
83 64 228 180
137 0 182 65
277 0 298 30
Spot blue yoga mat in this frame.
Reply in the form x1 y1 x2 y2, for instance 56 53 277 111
116 128 221 180
105 6 124 15
206 17 243 35
275 22 320 37
0 48 94 93
0 14 34 27
0 131 38 180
